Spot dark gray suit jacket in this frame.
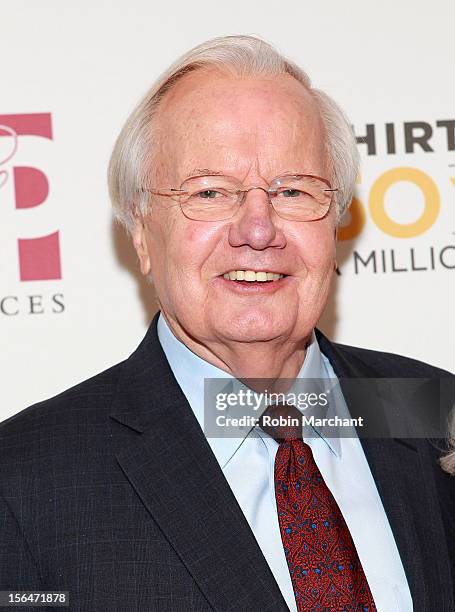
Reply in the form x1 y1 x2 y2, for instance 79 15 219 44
1 312 454 611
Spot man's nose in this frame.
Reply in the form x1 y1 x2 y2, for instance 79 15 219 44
227 187 285 250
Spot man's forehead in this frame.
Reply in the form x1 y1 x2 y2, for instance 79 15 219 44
156 68 320 126
153 68 326 182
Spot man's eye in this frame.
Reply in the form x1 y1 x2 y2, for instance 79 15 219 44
281 189 305 198
195 190 221 199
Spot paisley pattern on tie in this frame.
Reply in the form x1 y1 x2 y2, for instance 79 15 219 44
274 439 376 611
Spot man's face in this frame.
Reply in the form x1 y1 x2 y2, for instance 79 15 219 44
134 69 337 347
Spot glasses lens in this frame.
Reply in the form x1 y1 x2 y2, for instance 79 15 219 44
271 175 333 221
179 176 239 221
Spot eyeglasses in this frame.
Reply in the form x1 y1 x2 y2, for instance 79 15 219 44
138 174 337 222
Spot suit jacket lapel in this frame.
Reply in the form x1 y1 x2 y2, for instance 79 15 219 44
316 329 454 610
110 313 288 611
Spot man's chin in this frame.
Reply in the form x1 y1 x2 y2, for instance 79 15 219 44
212 316 292 344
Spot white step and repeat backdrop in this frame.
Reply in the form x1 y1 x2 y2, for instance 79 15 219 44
1 0 454 421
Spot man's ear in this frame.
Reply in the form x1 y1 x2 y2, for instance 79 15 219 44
132 219 151 276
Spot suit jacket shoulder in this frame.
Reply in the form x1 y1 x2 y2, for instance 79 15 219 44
316 328 453 378
0 360 125 436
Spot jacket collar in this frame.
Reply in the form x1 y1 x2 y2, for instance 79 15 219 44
110 311 289 610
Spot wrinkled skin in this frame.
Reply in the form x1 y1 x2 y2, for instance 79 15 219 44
133 69 337 381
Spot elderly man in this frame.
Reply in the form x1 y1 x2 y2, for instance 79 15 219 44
0 35 454 612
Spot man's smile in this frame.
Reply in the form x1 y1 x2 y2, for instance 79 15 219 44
216 269 292 293
221 270 287 282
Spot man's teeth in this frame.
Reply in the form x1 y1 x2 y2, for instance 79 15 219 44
222 270 285 282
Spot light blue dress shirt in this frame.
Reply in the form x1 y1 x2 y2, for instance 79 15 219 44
157 313 413 611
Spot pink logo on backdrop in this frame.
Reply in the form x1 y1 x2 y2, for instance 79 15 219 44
0 113 62 281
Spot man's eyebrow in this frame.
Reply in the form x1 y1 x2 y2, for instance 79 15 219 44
188 168 225 177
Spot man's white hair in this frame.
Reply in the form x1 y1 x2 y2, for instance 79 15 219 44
108 34 359 232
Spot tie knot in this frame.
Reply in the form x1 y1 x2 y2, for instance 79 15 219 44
258 401 303 442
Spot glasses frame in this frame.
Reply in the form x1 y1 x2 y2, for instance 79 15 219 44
137 173 338 222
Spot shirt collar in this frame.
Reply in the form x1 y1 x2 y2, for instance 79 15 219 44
157 312 342 467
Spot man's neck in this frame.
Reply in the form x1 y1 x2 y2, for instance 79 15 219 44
160 311 310 389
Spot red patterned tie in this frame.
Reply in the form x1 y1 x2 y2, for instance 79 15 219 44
263 404 376 611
